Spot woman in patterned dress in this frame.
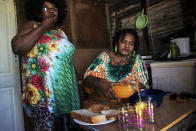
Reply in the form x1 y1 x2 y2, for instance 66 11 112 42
11 0 81 130
83 28 150 104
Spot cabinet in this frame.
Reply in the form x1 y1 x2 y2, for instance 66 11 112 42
168 112 196 131
150 59 196 94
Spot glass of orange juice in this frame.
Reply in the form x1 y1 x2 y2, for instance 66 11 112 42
135 101 147 113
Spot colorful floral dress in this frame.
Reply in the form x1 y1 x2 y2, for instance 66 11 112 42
22 24 80 116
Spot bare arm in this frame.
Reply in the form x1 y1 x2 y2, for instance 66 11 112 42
83 76 117 100
11 15 56 55
83 76 101 89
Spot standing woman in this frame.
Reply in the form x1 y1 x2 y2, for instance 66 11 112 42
11 0 80 130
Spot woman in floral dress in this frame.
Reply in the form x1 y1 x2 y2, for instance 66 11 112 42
83 28 149 104
11 0 80 130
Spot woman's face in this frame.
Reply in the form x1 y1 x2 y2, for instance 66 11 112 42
41 1 58 22
118 33 135 56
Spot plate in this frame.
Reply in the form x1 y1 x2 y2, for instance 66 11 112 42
73 119 116 126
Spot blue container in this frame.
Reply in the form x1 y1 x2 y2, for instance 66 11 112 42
129 89 169 107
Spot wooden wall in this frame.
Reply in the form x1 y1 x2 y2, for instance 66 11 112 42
68 0 110 49
108 0 196 56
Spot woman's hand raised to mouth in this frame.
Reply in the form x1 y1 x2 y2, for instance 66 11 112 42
41 14 57 30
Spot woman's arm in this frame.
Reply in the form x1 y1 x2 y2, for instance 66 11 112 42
134 55 150 89
11 15 56 55
83 76 117 100
83 76 100 89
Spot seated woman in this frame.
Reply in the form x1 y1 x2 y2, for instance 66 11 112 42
83 28 150 106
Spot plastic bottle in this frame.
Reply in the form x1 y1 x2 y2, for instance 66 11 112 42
170 39 180 59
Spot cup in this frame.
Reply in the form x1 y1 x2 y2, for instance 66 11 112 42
135 101 147 113
134 102 147 130
134 110 146 131
147 98 157 124
123 103 135 127
118 107 132 131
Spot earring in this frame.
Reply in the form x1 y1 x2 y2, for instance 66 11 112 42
114 44 118 53
130 50 136 56
133 50 135 56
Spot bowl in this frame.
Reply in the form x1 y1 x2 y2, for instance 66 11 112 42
112 83 135 98
129 89 169 107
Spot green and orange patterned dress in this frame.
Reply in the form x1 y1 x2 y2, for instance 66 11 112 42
22 24 80 116
84 51 149 85
84 51 149 103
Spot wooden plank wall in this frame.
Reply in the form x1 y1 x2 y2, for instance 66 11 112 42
109 0 196 56
148 0 183 34
69 0 110 49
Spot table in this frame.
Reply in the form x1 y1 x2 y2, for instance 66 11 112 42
85 95 196 131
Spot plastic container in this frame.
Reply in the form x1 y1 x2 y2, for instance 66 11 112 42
112 83 137 98
129 89 168 107
170 40 180 59
174 37 191 57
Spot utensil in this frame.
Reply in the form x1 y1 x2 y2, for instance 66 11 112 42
136 8 148 29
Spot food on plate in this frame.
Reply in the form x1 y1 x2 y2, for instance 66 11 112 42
71 108 118 124
91 115 107 124
101 109 119 120
88 104 110 113
71 109 107 124
71 109 99 123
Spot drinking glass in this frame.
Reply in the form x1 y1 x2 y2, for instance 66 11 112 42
123 103 135 128
147 97 157 124
118 107 131 131
134 101 147 130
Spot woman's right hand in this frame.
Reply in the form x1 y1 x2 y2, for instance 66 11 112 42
11 13 58 55
40 14 57 30
99 81 118 100
83 76 120 101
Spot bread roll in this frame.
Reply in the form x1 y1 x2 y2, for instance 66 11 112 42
88 104 110 113
91 115 107 124
71 109 99 123
101 109 119 120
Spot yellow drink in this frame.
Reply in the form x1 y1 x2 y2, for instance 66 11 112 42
138 89 142 103
135 101 147 113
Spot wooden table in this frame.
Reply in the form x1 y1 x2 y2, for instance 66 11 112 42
85 95 196 131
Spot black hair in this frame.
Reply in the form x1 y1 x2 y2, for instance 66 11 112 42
112 28 140 53
24 0 66 26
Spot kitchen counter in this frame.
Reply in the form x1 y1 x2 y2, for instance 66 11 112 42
154 54 196 62
85 95 196 131
150 58 196 94
150 58 196 68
